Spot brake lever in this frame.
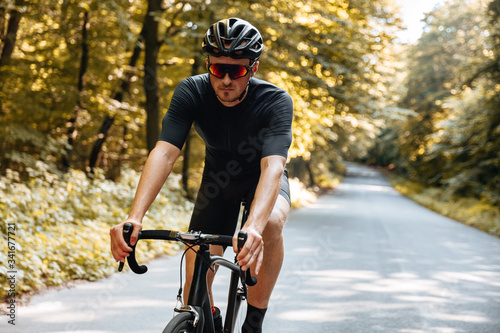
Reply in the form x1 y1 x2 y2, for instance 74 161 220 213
237 231 258 287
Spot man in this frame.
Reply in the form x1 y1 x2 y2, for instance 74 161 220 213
110 18 293 333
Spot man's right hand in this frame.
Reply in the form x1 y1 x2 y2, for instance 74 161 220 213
109 221 142 263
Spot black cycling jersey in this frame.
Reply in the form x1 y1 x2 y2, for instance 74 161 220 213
158 74 293 235
159 74 293 181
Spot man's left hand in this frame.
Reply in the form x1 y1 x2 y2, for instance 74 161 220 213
234 226 264 274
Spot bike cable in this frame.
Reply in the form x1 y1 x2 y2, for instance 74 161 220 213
175 244 194 308
175 242 217 307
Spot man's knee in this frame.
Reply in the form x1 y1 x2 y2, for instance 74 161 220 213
264 196 289 240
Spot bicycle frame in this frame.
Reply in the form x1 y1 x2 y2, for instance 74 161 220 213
224 263 245 332
184 244 246 333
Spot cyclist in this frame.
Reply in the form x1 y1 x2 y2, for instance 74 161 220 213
110 17 293 333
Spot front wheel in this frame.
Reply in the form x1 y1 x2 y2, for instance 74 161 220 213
162 312 196 333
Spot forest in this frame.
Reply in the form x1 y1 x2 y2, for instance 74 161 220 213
0 0 499 298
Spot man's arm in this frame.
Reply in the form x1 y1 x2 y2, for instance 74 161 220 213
235 154 286 273
110 141 181 263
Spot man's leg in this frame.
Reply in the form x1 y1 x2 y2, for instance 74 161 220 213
243 195 290 332
183 177 241 306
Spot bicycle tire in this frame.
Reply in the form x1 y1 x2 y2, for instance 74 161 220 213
162 312 196 333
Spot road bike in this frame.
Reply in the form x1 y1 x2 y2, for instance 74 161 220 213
118 208 257 333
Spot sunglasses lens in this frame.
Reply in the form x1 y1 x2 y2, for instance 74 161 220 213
230 65 248 78
209 64 249 79
209 64 224 78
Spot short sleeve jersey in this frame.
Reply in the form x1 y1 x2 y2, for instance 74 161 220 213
159 74 293 180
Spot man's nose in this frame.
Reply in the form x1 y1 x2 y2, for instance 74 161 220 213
222 73 232 84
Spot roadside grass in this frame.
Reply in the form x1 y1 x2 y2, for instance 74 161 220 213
386 173 500 237
0 164 192 300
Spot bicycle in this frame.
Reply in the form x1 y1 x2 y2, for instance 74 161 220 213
118 207 257 333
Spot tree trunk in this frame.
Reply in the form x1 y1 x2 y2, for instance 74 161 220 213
88 115 114 173
0 4 22 67
144 0 162 153
0 8 7 46
88 27 146 173
88 0 188 172
306 160 316 187
63 10 89 172
181 46 204 194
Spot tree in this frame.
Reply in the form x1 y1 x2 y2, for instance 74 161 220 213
0 0 405 187
88 26 145 174
224 0 403 181
88 0 208 174
424 0 500 203
0 0 24 68
376 0 500 204
396 0 491 182
143 0 162 152
62 9 89 171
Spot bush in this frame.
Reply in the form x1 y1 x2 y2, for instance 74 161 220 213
0 162 193 299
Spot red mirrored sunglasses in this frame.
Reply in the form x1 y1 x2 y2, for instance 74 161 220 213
208 63 254 80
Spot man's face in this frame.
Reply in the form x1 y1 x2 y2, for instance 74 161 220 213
207 56 258 107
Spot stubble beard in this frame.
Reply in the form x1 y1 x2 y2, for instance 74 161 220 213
216 85 241 103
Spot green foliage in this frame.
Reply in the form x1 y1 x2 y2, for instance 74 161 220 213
395 0 492 181
0 163 193 299
250 0 403 166
371 0 500 207
429 80 500 204
0 0 404 181
0 123 67 172
1 0 148 173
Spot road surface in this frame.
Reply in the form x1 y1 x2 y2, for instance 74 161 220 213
3 164 500 332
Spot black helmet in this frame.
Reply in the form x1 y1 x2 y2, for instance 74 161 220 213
202 18 263 60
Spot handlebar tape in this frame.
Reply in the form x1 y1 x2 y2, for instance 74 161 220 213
121 223 148 274
118 223 133 272
245 270 258 286
140 229 177 240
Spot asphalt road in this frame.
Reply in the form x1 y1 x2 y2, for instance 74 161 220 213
3 164 500 333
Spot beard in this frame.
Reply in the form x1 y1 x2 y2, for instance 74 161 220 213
216 85 239 103
215 83 248 104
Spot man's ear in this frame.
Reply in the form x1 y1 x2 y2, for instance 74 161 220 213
252 61 259 76
205 58 209 70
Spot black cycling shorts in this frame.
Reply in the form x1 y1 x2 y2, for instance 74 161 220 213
188 169 290 236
